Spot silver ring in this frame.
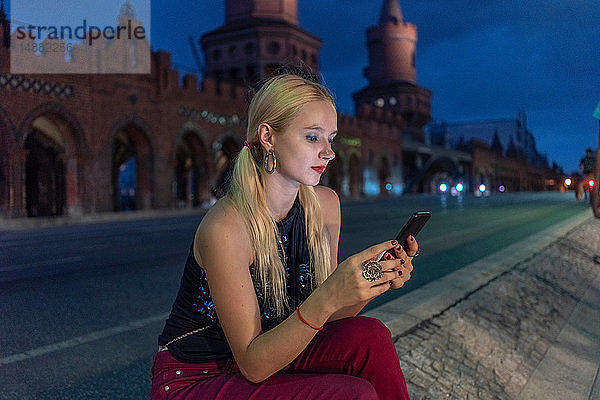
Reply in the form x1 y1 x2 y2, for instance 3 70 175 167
361 261 383 282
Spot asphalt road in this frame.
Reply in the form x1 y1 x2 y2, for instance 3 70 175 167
0 192 588 399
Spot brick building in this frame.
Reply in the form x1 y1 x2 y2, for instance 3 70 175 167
0 1 250 217
428 112 555 192
1 0 413 218
0 0 556 219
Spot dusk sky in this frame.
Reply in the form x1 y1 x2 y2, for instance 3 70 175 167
148 0 598 174
7 0 597 173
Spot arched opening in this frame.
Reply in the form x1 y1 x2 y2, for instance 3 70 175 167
175 150 197 208
118 157 137 211
419 156 459 194
348 153 362 198
211 136 238 199
0 111 13 217
378 156 391 196
174 132 209 208
18 105 87 217
25 129 66 217
112 123 154 211
325 155 343 194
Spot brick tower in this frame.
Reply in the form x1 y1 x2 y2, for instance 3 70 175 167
201 0 321 86
353 0 431 141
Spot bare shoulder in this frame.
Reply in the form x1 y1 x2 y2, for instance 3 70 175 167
313 185 340 217
193 199 253 268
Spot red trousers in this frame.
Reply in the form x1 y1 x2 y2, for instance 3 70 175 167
150 316 410 399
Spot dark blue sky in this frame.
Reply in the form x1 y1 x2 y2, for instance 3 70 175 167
149 1 599 174
9 0 597 173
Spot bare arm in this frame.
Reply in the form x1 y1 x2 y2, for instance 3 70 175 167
196 200 403 383
196 202 335 383
316 186 419 320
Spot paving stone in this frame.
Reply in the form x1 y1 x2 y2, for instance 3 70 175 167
394 219 599 400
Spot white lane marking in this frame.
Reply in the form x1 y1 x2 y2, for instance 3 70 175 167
0 312 169 365
0 256 84 272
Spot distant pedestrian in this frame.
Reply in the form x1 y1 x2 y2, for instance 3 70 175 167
150 70 416 399
580 148 595 175
576 148 596 201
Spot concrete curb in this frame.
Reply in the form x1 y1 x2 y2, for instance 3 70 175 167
364 208 593 337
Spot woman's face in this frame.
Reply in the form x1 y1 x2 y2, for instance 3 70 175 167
271 100 337 187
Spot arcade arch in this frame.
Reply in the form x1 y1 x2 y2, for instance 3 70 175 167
111 122 154 211
417 155 460 194
378 156 391 196
0 107 15 216
325 154 343 195
211 134 240 199
174 131 210 208
19 105 86 217
24 126 66 217
348 153 362 198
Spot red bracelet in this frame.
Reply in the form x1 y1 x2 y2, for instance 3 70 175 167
296 306 323 331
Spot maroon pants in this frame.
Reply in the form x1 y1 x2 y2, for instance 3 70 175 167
150 316 410 399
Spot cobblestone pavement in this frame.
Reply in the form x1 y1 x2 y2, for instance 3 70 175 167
393 218 600 400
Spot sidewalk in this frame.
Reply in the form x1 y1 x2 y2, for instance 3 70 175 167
365 210 600 399
0 206 210 232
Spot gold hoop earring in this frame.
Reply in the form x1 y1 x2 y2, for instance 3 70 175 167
264 150 276 174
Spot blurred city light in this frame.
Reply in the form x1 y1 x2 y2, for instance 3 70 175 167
455 183 464 192
589 179 596 188
565 178 572 186
498 185 506 193
385 183 393 191
439 183 448 192
479 184 486 192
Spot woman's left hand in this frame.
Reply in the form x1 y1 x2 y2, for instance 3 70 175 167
382 235 419 290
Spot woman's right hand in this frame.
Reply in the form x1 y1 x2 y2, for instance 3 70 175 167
320 240 408 310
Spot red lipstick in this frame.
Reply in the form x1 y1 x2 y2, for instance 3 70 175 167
311 166 326 174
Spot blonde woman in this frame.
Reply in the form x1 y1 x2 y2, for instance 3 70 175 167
151 73 418 400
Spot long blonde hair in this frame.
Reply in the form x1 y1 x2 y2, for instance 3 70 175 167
225 74 335 318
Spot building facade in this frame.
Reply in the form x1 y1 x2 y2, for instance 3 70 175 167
0 0 557 219
201 0 321 85
427 112 554 192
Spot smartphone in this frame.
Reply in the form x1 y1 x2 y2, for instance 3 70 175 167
377 211 431 261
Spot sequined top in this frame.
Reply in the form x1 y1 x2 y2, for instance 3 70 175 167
158 196 313 363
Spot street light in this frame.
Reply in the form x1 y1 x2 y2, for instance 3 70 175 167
439 183 448 193
456 183 464 192
565 178 572 187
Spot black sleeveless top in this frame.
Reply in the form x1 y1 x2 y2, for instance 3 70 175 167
158 197 313 363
